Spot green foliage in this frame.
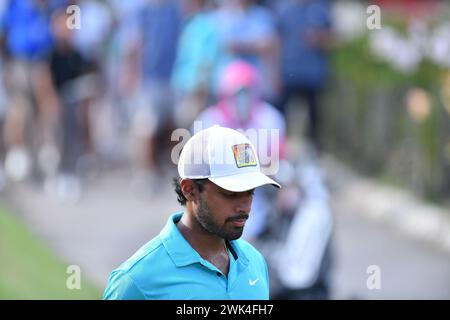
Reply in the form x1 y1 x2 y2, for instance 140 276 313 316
326 20 450 201
331 36 443 91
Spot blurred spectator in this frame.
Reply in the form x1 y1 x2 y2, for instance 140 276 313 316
171 0 220 129
64 0 113 179
275 0 333 153
1 0 63 182
212 0 280 103
46 8 99 202
72 0 114 63
129 0 182 190
70 0 114 151
106 0 146 132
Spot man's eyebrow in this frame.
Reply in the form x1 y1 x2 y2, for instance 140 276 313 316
213 185 235 195
218 187 255 196
217 187 234 194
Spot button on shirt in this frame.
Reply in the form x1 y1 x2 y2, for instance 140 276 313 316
103 212 270 300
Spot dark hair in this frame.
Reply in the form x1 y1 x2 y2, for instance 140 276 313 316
173 177 208 206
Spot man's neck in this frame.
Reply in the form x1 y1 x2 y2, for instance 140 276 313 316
177 211 225 257
177 212 230 276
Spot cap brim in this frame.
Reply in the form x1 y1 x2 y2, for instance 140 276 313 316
209 172 281 192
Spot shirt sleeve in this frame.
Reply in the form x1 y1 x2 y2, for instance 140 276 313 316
103 270 146 300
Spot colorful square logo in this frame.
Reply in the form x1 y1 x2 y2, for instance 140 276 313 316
232 143 257 168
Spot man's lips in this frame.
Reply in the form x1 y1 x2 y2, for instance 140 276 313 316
228 216 248 228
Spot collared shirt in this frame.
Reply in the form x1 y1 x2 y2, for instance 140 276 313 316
103 212 270 300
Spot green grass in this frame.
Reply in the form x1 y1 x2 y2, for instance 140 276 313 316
0 205 101 299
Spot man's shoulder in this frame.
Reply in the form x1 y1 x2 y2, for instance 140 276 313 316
104 235 173 299
114 235 172 276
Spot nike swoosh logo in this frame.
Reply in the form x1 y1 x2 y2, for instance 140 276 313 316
249 278 259 286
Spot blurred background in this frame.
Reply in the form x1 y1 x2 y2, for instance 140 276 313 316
0 0 449 299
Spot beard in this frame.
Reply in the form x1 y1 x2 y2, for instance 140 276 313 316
195 195 245 241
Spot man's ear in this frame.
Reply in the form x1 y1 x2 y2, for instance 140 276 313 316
180 179 200 202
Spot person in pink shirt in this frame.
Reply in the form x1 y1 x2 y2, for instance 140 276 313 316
196 59 287 241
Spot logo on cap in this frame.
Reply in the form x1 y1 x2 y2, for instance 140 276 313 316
232 143 257 168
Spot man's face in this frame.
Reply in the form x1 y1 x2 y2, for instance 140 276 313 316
194 181 254 241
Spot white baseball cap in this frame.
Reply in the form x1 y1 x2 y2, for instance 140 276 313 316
178 126 281 192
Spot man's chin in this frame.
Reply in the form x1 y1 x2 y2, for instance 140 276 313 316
224 228 244 241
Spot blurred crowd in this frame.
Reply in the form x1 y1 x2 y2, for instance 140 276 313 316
1 0 448 301
0 0 333 202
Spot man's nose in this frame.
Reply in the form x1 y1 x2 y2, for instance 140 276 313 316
235 194 252 214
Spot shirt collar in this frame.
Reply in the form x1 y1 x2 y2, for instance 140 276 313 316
160 212 249 268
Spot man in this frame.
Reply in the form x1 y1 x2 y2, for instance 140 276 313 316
275 0 333 153
171 0 219 129
103 126 280 299
128 0 181 189
1 0 59 182
47 8 99 203
212 0 280 103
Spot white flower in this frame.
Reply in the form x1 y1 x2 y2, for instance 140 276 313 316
391 38 422 73
332 0 367 42
369 27 399 60
369 27 422 73
428 23 450 68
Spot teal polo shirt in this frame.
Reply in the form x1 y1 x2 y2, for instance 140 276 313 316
103 212 270 300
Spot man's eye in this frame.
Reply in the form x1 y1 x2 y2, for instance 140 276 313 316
222 191 235 198
222 190 254 198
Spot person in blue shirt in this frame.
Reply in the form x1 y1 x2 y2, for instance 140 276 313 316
171 0 220 129
127 0 182 189
211 0 280 103
275 0 333 153
0 0 64 182
103 126 281 299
